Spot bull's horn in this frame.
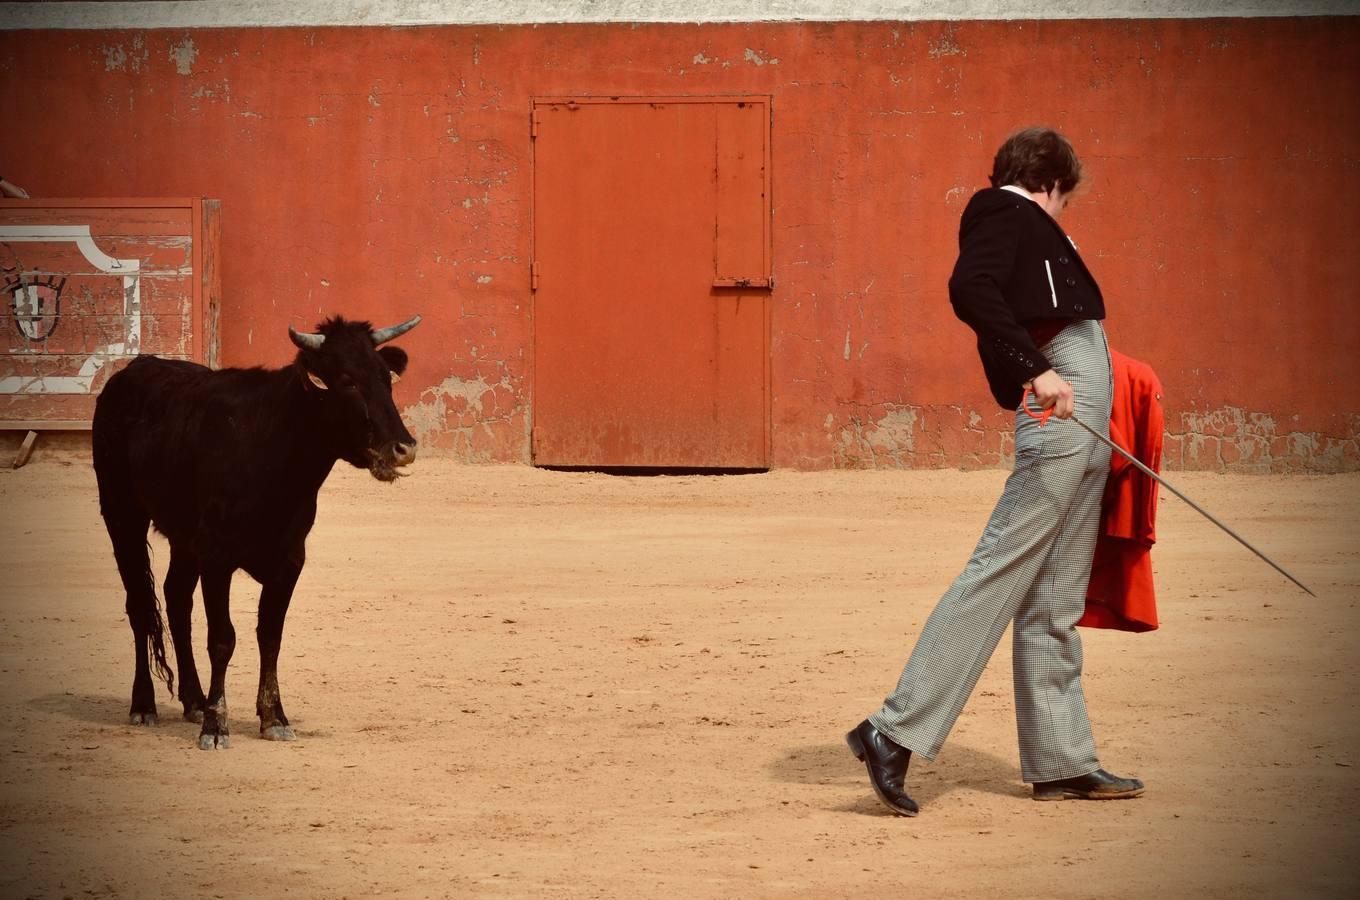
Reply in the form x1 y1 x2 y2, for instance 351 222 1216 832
370 315 422 346
289 324 326 351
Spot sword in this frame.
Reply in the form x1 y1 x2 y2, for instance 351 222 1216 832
1021 389 1315 597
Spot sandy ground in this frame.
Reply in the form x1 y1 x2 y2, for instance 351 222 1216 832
0 457 1357 899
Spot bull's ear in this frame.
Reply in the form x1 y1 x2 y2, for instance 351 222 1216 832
378 345 408 377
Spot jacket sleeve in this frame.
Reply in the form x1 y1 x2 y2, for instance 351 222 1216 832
948 201 1052 386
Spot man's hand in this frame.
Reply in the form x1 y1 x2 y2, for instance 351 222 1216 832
1028 368 1074 419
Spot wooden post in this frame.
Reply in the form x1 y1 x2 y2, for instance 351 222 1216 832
202 199 222 369
12 430 38 468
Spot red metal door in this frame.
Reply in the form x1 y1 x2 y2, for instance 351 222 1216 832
531 97 771 468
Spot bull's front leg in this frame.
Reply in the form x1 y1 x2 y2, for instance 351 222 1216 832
256 563 301 741
198 567 236 750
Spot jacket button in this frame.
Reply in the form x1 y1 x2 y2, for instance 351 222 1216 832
1059 256 1070 265
1066 277 1076 287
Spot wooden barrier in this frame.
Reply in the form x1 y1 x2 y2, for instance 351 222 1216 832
0 199 221 433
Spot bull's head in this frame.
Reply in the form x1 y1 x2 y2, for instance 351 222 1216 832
289 315 421 482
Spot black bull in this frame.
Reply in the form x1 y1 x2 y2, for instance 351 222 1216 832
92 315 420 749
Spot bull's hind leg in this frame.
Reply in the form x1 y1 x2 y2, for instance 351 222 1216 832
165 544 207 722
256 565 301 741
197 566 237 750
103 515 173 726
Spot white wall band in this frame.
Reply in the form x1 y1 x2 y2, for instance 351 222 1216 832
0 0 1353 31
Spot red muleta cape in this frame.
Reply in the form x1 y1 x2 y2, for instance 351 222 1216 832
1079 349 1163 632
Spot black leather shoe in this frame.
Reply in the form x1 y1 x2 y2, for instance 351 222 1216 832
1033 768 1145 801
846 719 919 817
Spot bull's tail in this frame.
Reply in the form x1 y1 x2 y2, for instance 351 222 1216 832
140 546 175 694
104 515 176 697
94 378 174 697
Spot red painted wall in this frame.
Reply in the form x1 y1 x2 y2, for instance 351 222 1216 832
3 19 1357 470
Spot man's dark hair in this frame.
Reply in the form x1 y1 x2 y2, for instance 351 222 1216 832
988 127 1082 195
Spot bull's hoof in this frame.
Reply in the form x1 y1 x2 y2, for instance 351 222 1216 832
197 732 232 750
261 725 296 742
183 707 205 724
129 711 158 726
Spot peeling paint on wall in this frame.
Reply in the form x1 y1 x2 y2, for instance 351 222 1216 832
101 35 148 73
102 44 127 71
402 369 528 463
928 28 965 57
831 404 1015 470
1167 407 1360 473
828 403 1359 473
169 36 197 75
835 407 917 467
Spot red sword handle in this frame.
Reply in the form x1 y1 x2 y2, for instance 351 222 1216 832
1020 387 1055 427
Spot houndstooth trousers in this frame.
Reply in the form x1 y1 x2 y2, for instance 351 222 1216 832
869 319 1114 783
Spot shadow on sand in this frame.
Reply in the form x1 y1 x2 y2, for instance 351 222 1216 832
27 691 200 739
27 691 329 745
28 690 129 726
769 739 1029 816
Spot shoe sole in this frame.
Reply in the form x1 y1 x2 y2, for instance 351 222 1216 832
1033 786 1146 801
845 729 919 817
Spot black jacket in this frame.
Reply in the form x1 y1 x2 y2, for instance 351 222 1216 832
947 187 1105 409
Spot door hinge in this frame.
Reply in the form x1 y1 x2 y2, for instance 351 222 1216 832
531 260 540 291
531 109 540 139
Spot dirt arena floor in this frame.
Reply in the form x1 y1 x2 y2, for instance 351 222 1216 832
1 455 1357 899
